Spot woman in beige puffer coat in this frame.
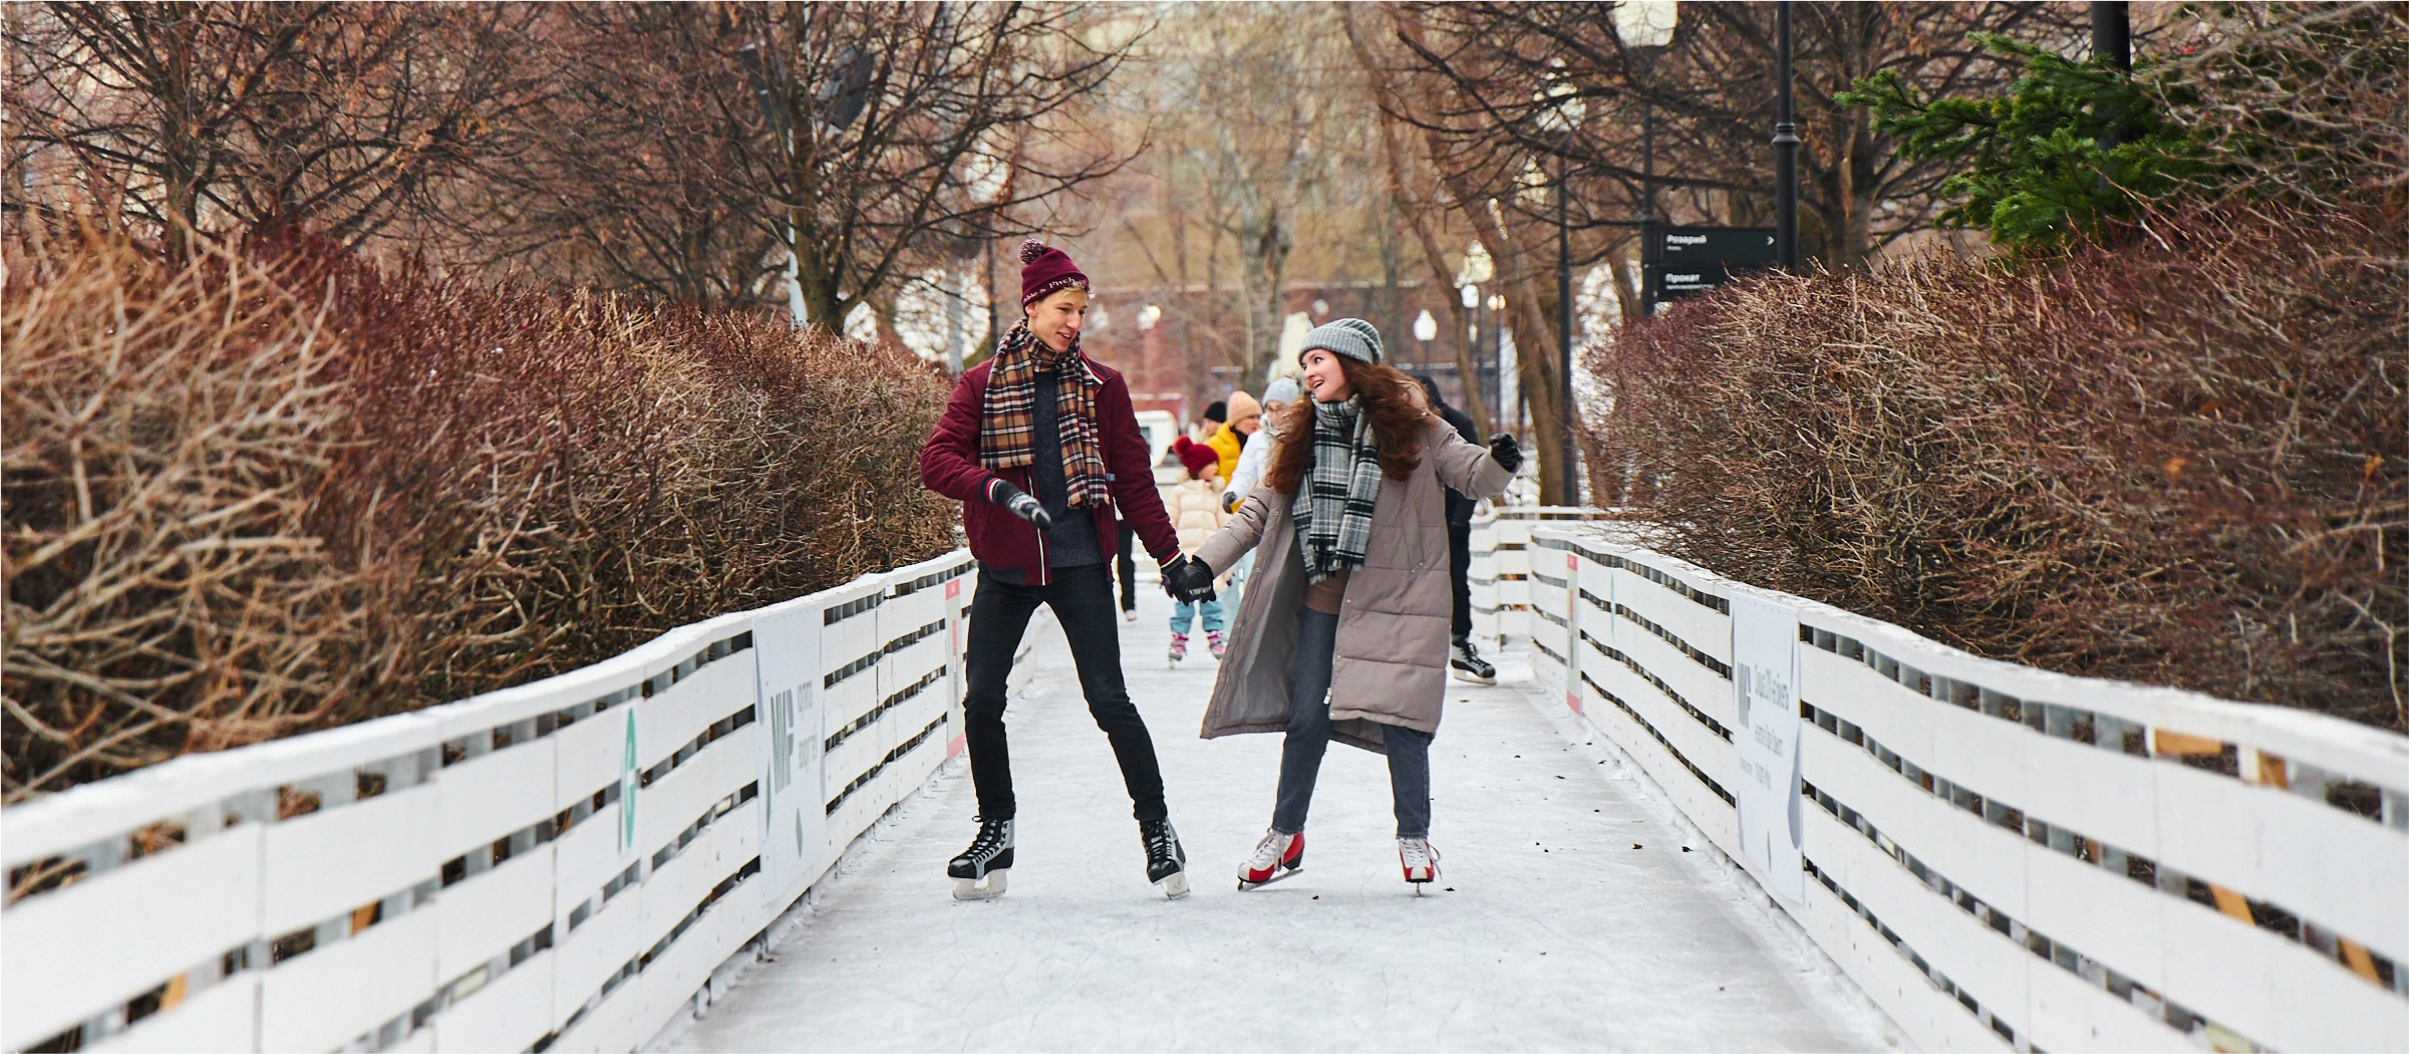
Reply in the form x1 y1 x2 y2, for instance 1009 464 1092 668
1169 318 1519 892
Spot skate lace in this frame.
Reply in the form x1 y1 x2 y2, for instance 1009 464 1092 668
1399 838 1436 869
1245 830 1290 870
1141 820 1178 860
967 820 1009 857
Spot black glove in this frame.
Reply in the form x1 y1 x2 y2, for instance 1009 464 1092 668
987 479 1054 532
1164 555 1218 603
1487 433 1523 473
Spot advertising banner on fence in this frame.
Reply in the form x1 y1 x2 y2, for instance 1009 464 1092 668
1563 549 1583 714
754 602 828 905
1730 592 1805 903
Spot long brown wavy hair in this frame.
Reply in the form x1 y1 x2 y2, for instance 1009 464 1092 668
1264 357 1431 494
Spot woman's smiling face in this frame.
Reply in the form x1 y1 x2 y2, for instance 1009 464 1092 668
1301 349 1352 403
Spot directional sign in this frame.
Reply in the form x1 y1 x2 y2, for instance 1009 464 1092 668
1641 226 1777 309
1644 225 1777 265
1644 263 1747 303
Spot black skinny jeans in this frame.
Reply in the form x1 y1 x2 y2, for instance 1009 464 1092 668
1449 520 1473 641
1115 519 1138 612
961 563 1167 822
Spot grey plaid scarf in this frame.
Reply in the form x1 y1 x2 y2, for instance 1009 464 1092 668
1294 397 1383 584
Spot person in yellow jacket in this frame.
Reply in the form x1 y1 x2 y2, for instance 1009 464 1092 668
1206 390 1259 484
1162 436 1232 663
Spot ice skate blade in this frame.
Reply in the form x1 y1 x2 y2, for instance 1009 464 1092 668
1237 863 1302 891
1156 870 1191 900
1450 668 1496 686
952 870 1009 901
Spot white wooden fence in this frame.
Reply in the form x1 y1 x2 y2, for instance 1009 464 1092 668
13 510 2407 1054
3 550 976 1054
1475 510 2409 1053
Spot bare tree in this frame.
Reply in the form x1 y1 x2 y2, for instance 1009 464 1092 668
445 3 786 310
1341 5 1495 437
1388 1 2085 272
4 2 542 260
739 2 1141 332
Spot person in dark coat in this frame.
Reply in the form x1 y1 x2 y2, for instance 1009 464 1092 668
1417 375 1496 684
919 239 1199 900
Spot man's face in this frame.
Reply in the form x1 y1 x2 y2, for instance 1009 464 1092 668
1025 287 1089 351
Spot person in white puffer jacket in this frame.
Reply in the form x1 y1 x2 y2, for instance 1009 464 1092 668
1219 376 1296 610
1161 436 1231 663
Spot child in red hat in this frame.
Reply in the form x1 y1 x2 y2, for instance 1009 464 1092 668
1162 436 1231 664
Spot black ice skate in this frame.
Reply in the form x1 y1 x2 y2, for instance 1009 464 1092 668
1450 636 1496 685
1139 817 1190 899
947 817 1014 900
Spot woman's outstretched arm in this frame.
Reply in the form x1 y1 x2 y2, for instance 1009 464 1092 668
1196 485 1277 575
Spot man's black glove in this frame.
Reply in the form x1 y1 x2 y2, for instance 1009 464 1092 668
987 479 1054 531
1487 433 1523 473
1164 555 1218 603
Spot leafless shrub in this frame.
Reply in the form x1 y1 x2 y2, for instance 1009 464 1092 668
2156 2 2409 214
1588 205 2407 729
4 224 954 799
3 230 373 792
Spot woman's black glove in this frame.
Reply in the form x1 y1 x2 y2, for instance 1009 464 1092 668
987 479 1053 531
1164 555 1218 603
1487 433 1523 473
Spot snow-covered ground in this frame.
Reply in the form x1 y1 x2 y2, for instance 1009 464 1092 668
657 585 1905 1052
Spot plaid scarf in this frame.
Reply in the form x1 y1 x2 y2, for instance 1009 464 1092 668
979 322 1109 509
1294 398 1383 583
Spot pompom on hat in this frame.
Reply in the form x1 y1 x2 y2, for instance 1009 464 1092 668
1018 239 1090 307
1172 435 1219 478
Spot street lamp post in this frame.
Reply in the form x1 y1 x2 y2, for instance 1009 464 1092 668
2093 1 2130 72
1488 293 1508 436
1461 282 1490 428
1612 2 1677 313
1539 74 1587 506
1412 309 1439 373
1771 2 1801 273
1557 150 1576 504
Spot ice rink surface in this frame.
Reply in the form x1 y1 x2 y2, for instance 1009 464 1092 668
660 583 1905 1052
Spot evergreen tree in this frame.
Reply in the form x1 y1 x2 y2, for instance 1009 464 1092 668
1839 35 2205 253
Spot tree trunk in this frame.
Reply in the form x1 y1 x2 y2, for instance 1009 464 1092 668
1460 195 1577 507
1340 6 1491 436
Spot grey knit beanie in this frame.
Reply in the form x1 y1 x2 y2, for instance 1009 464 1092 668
1300 317 1383 366
1262 377 1301 405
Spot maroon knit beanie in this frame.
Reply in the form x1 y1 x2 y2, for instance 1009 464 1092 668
1018 239 1089 307
1172 436 1219 478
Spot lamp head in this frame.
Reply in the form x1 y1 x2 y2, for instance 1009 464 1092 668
1613 0 1679 49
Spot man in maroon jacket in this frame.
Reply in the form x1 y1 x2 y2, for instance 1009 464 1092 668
919 240 1211 901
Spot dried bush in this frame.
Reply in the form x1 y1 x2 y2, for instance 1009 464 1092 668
2158 2 2409 215
4 226 954 799
1587 205 2406 729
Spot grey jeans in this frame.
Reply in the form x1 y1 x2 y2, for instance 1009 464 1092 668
1271 609 1435 838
